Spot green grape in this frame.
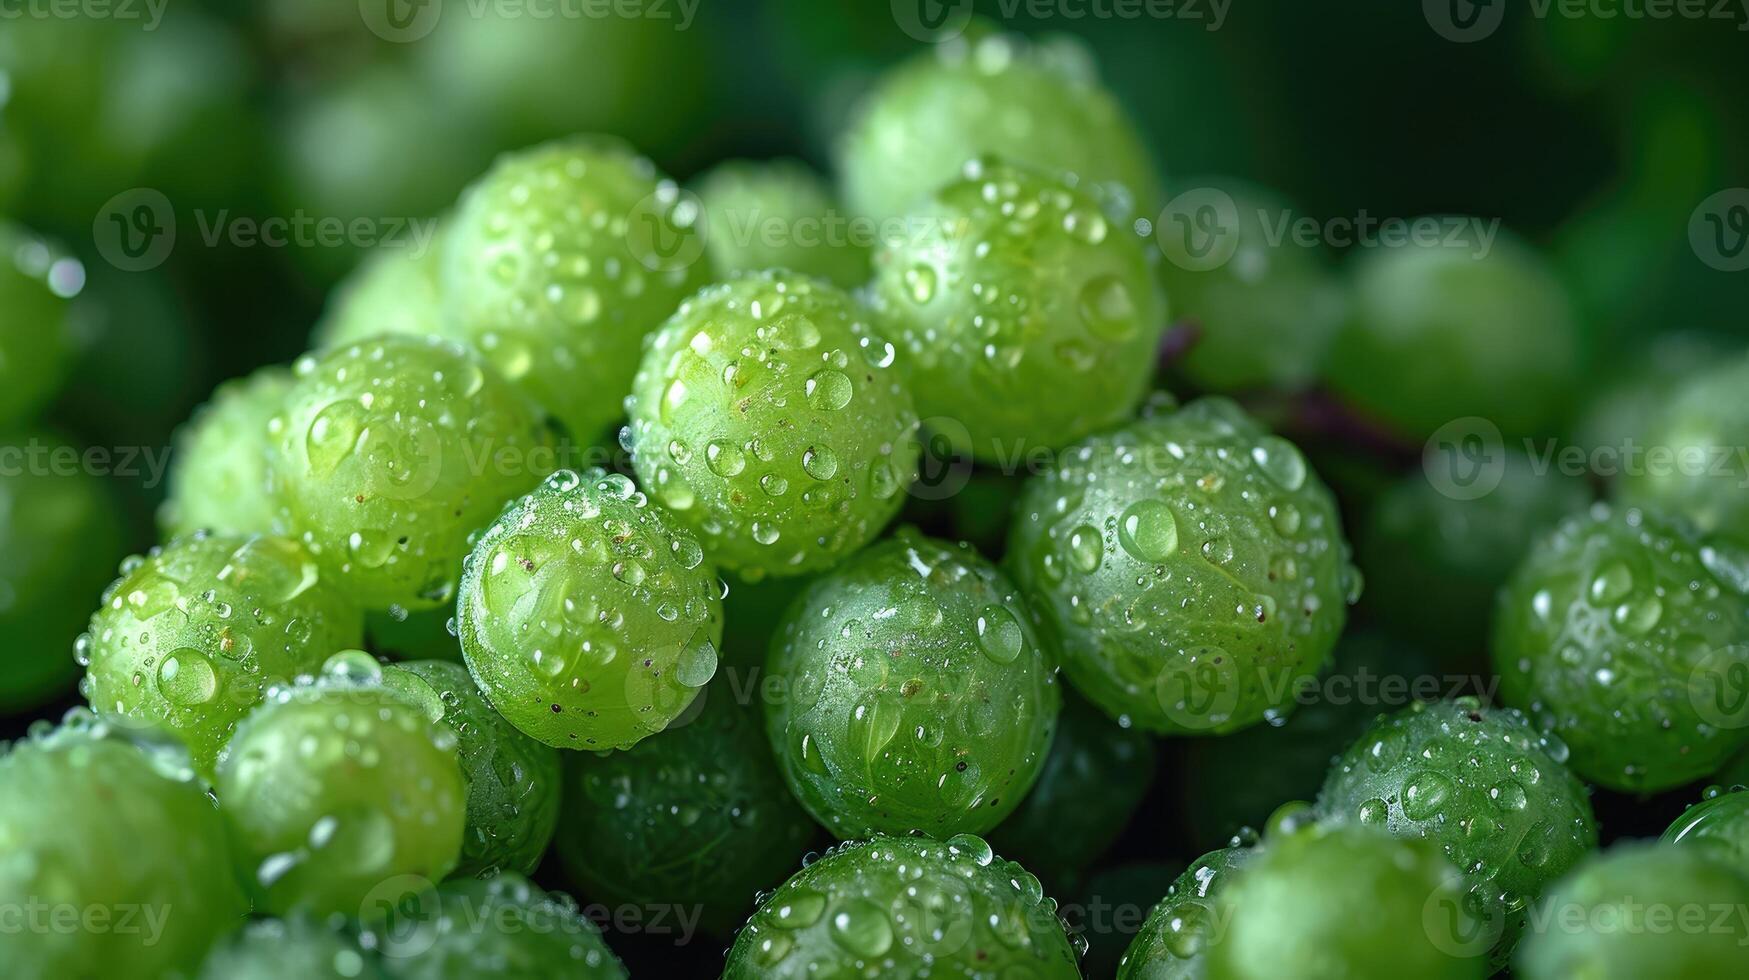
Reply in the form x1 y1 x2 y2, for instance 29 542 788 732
1571 331 1731 457
442 136 710 443
1118 847 1253 980
367 608 463 663
1662 784 1749 873
0 713 248 978
160 366 293 539
1206 824 1485 980
725 834 1080 979
370 873 627 980
1359 449 1591 662
382 659 562 877
1325 229 1581 439
838 30 1161 226
765 530 1060 838
215 653 467 918
991 689 1157 888
625 271 920 579
867 158 1166 459
0 431 125 712
1515 843 1749 980
266 335 554 611
1159 178 1346 392
693 158 869 287
199 916 381 980
456 469 724 749
1618 352 1749 546
1492 503 1749 791
81 532 363 773
314 239 445 351
1181 631 1436 853
1007 398 1358 734
554 684 818 935
0 224 78 427
1317 698 1598 966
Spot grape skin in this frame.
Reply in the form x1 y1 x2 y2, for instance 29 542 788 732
724 834 1080 979
214 661 467 918
313 237 446 352
1618 351 1749 547
81 531 363 774
1008 398 1357 734
456 469 724 750
198 916 380 980
626 271 920 580
370 873 627 980
868 158 1167 460
693 158 869 288
765 530 1060 838
1118 847 1253 980
161 365 293 539
266 335 554 611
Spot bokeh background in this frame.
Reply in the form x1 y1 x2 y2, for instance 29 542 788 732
4 1 1749 972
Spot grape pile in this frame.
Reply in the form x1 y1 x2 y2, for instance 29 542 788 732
5 18 1749 980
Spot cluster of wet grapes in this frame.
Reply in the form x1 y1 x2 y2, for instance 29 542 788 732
3 24 1749 980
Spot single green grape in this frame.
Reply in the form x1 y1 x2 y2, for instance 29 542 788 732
1570 331 1731 457
1515 843 1749 980
383 659 562 877
0 224 78 427
554 683 818 935
456 469 724 749
81 532 363 773
314 238 445 351
266 334 554 611
0 713 248 978
199 916 381 980
1180 631 1436 853
1492 503 1749 791
370 873 627 979
1317 697 1598 966
765 530 1060 838
161 366 293 539
1662 784 1749 874
1159 178 1346 392
725 834 1080 979
367 607 464 663
1118 847 1254 980
215 654 467 918
1325 228 1581 439
442 135 710 443
1206 824 1485 980
1008 398 1358 734
693 158 869 287
0 430 125 713
991 689 1157 889
867 157 1166 459
1359 449 1591 663
1618 352 1749 546
838 30 1161 226
626 270 920 579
